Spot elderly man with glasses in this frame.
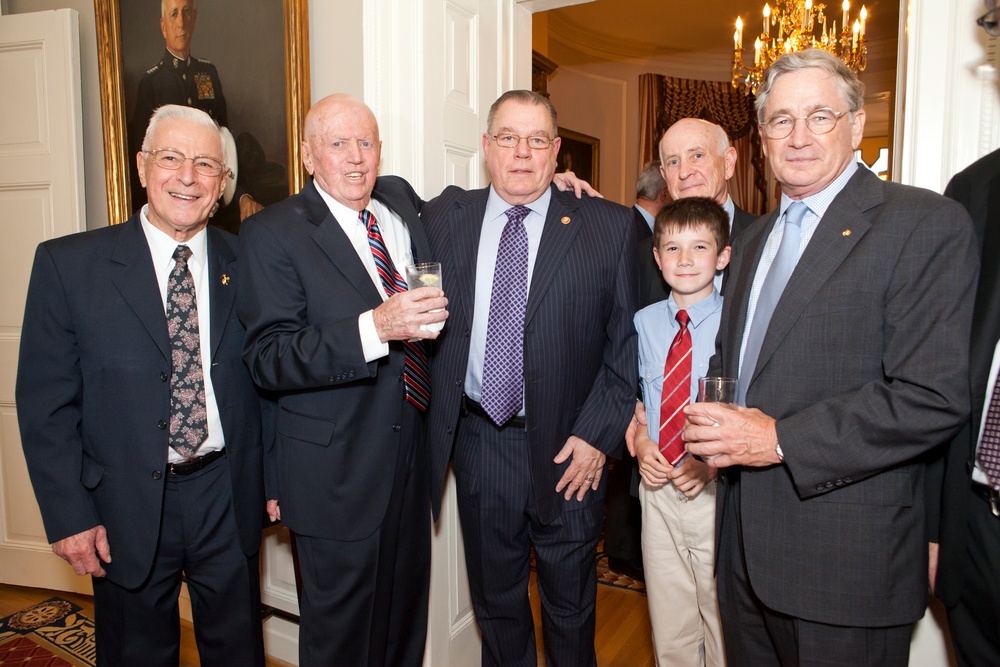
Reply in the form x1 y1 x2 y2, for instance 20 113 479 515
16 104 268 666
681 49 978 666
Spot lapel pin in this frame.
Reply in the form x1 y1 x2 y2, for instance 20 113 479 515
221 274 231 285
842 230 851 237
561 216 571 225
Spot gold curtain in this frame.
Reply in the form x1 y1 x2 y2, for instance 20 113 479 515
638 74 768 216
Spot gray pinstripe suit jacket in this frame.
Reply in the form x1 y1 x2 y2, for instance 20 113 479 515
423 184 640 524
713 166 977 626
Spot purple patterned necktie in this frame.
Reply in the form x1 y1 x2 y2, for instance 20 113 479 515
481 205 530 426
361 210 431 411
978 372 1000 489
167 245 208 459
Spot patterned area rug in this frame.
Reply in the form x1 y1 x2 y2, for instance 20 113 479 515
595 540 646 593
0 598 95 666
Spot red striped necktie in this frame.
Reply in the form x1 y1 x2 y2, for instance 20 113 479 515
659 309 691 466
361 209 430 411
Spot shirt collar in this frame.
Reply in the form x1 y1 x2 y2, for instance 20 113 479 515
485 185 552 223
779 161 860 219
314 182 370 227
667 288 723 329
139 204 209 270
721 194 735 223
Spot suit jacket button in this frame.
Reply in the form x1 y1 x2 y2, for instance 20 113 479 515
329 377 336 384
816 484 825 491
152 470 162 480
348 371 355 378
158 420 167 430
447 428 453 435
160 372 169 382
454 379 462 386
393 424 401 432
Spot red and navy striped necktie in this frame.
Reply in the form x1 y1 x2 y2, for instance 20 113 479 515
361 209 430 411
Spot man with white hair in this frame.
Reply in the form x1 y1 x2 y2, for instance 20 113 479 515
639 118 756 304
18 104 266 666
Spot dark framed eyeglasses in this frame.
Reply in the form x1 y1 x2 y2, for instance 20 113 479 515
144 148 226 177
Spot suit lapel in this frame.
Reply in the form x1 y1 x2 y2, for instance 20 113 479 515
110 216 170 361
724 210 777 376
207 227 236 358
373 185 432 263
302 181 384 309
450 189 489 332
525 187 583 324
969 171 1000 423
750 169 877 383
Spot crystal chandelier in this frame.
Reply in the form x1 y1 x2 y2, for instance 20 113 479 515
732 0 869 95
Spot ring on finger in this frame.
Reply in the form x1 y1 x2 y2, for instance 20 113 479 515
585 475 595 482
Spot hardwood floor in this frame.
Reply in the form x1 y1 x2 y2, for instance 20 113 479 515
529 571 655 667
0 577 654 666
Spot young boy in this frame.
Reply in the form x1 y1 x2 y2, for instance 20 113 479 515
632 196 731 667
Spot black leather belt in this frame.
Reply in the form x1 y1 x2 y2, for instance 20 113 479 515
971 481 1000 517
461 396 526 430
167 449 226 476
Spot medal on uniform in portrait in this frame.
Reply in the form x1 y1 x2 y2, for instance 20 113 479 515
195 73 215 100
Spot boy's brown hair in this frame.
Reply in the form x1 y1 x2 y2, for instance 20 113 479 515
652 196 730 252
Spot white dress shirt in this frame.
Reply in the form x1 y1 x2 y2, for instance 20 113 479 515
314 184 415 363
140 209 224 463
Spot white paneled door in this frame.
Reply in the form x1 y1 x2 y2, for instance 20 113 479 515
0 8 87 592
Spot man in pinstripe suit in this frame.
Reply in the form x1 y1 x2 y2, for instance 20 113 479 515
423 90 640 666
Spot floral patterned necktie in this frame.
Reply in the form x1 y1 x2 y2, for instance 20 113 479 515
167 245 208 459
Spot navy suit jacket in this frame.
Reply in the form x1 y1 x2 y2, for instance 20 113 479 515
933 148 1000 606
713 167 977 626
237 176 430 541
632 205 653 241
16 217 265 589
422 184 640 524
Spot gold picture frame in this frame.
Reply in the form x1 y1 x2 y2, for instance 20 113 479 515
557 128 600 192
94 0 310 227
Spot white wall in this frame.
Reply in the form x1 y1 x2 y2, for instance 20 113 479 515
3 0 107 230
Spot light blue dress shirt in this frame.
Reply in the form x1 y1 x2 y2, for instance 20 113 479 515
738 161 859 371
464 186 551 413
635 290 723 445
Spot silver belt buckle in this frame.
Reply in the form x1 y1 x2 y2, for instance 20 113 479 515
989 487 1000 518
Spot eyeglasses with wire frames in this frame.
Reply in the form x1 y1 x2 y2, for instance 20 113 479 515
489 133 556 150
144 148 227 177
978 2 999 36
761 108 850 140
